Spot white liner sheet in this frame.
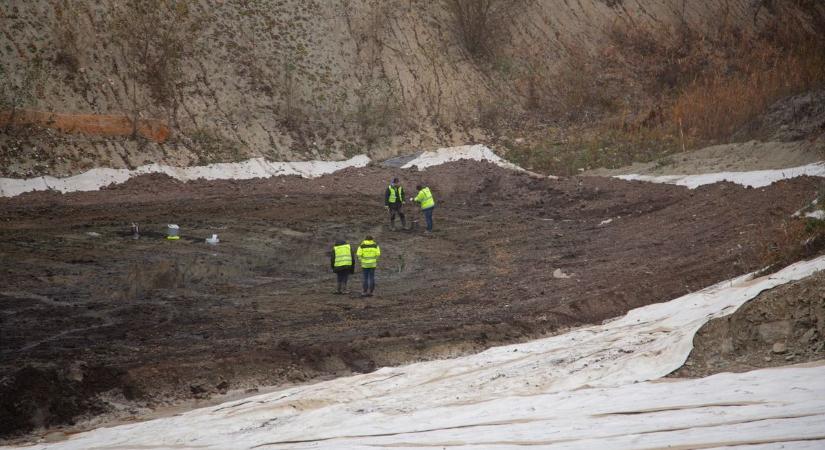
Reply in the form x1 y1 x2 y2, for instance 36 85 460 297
16 257 825 449
401 144 524 171
615 162 825 189
0 156 370 198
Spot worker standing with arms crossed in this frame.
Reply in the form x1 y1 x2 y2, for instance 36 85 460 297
356 235 381 297
412 184 436 233
385 177 406 231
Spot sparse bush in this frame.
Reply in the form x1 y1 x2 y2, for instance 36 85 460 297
108 0 202 108
443 0 525 60
279 59 305 131
671 3 825 142
672 47 825 141
351 79 403 147
574 1 825 144
186 127 239 164
51 1 82 76
759 216 825 275
554 48 620 120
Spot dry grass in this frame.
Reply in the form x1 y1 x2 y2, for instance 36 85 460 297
758 216 825 275
502 125 680 176
672 41 825 141
669 1 825 142
564 2 825 147
492 2 825 176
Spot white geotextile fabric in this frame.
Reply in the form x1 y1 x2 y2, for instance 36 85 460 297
0 156 371 198
615 162 825 189
17 257 825 450
0 145 529 198
401 144 524 172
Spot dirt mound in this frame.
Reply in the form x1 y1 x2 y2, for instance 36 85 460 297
0 160 821 440
672 271 825 378
102 172 182 192
736 89 825 142
0 110 170 143
0 365 135 437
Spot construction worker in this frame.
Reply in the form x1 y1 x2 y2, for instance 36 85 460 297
330 239 355 294
356 235 381 297
412 184 436 233
384 177 406 230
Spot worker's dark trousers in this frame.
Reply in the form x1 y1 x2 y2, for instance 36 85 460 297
423 206 434 231
336 270 350 292
388 203 406 228
362 268 375 294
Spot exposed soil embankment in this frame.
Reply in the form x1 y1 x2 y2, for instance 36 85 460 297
0 110 170 143
4 0 822 177
673 271 825 378
0 161 820 440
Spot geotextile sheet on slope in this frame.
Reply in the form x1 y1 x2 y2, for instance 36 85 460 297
616 162 825 189
0 156 371 198
0 145 526 198
400 144 525 172
17 257 825 450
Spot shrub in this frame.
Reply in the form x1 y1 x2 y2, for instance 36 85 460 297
107 0 203 107
443 0 527 60
51 1 82 76
669 1 825 142
351 79 404 147
759 216 825 275
671 44 825 141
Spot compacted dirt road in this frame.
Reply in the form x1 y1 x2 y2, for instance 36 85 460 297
0 161 819 439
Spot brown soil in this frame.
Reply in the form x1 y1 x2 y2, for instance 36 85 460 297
672 271 825 378
0 161 819 440
0 110 170 143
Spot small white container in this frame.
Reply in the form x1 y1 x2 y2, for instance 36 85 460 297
167 224 180 240
206 234 219 245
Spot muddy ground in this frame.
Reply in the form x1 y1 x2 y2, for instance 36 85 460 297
0 161 821 441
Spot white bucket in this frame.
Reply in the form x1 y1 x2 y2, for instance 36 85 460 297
167 224 180 240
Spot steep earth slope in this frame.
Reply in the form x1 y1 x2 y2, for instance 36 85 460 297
3 0 821 177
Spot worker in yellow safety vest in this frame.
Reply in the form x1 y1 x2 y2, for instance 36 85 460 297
412 184 436 233
384 177 406 231
356 236 381 297
330 239 354 294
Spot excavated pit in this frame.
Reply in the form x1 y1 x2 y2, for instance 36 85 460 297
0 160 821 440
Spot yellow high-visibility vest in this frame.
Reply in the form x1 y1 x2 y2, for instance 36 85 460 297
333 244 352 268
414 187 435 209
356 240 381 268
388 185 404 203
